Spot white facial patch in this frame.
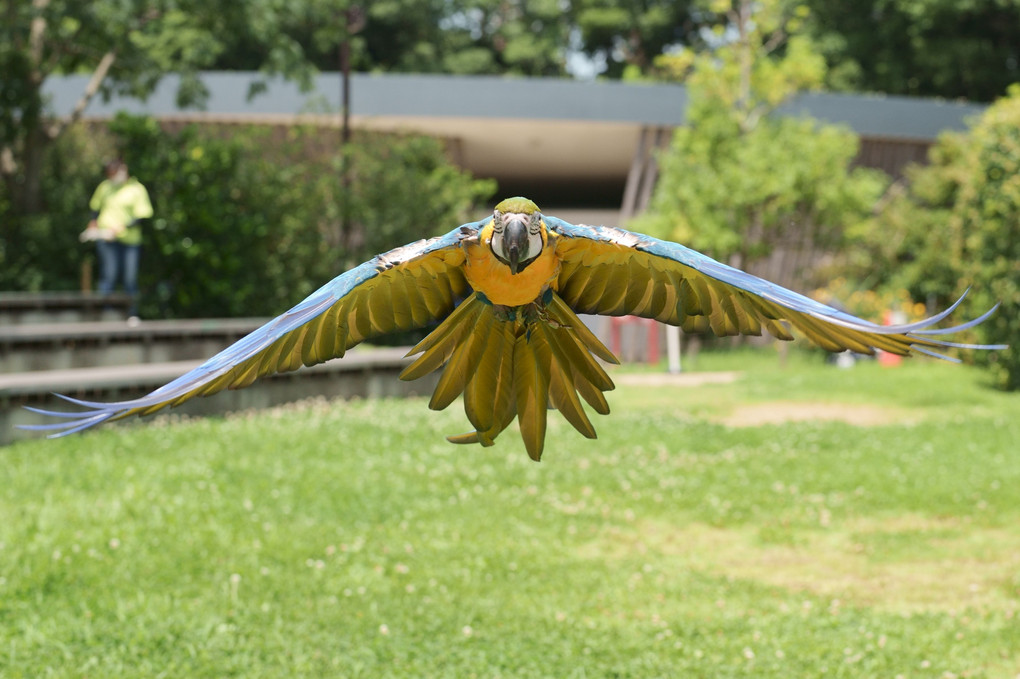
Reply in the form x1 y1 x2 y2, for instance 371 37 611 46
490 210 544 270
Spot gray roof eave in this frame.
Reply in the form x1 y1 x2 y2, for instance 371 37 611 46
42 71 986 141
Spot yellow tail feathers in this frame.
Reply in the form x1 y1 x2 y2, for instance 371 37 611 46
400 291 618 460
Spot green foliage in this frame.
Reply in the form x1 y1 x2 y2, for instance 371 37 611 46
637 0 887 291
439 0 569 76
574 0 701 79
218 0 571 77
235 0 697 79
840 136 970 304
1 0 276 216
2 0 563 222
3 354 1019 676
640 116 884 270
849 87 1020 388
0 124 115 291
959 96 1020 385
106 115 493 319
346 135 498 264
0 114 493 319
106 114 293 318
274 128 497 273
803 0 1020 101
653 3 824 104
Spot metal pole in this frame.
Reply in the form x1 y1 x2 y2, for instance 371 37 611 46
338 8 354 252
666 325 682 373
340 9 352 147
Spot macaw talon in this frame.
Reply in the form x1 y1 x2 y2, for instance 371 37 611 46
492 304 515 322
516 301 566 329
535 304 567 329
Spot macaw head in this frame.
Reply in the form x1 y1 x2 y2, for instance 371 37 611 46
490 197 546 275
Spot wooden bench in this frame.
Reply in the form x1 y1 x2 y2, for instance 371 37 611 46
0 291 132 325
0 318 269 372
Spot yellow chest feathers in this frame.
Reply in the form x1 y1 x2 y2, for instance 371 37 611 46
463 227 560 307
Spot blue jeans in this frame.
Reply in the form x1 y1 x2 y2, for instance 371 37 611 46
96 240 141 315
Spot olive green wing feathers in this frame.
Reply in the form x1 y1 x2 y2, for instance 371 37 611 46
23 223 485 436
547 217 1004 359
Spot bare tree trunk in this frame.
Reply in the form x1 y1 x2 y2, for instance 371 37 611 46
3 0 117 216
48 51 116 140
734 0 753 131
17 127 47 214
28 0 49 66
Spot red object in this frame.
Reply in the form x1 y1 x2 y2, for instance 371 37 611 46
879 310 903 366
609 316 659 364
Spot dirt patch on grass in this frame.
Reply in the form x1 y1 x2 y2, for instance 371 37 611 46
614 373 917 427
594 518 1020 614
615 371 741 387
719 401 917 428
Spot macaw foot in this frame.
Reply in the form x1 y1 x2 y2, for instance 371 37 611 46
491 303 515 322
486 289 564 327
446 430 499 447
526 302 566 329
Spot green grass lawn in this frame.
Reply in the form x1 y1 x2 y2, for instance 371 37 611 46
2 349 1019 678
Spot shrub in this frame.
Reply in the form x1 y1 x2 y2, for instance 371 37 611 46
846 86 1020 388
0 124 115 291
0 114 495 322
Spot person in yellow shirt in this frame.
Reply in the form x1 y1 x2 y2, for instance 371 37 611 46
81 159 153 321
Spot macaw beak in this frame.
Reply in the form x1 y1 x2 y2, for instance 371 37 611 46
504 216 529 275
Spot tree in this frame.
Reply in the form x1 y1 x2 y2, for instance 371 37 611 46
573 0 703 79
1 0 504 306
0 113 494 316
3 0 210 215
444 0 570 76
211 0 571 77
0 0 380 219
636 0 887 294
846 87 1020 388
803 0 1020 101
957 90 1020 387
0 119 115 293
122 117 494 320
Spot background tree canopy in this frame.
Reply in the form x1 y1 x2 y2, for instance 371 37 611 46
636 0 888 296
841 86 1020 389
802 0 1020 102
209 0 1020 99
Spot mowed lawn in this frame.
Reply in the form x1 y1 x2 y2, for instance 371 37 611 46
2 350 1018 678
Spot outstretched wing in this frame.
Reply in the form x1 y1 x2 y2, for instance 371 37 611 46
23 222 484 436
547 217 1005 359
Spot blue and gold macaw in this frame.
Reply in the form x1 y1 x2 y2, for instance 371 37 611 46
26 197 1004 460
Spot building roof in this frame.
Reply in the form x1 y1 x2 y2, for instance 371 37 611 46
46 71 986 136
43 72 988 206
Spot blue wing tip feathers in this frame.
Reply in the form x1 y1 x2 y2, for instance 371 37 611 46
17 394 120 438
